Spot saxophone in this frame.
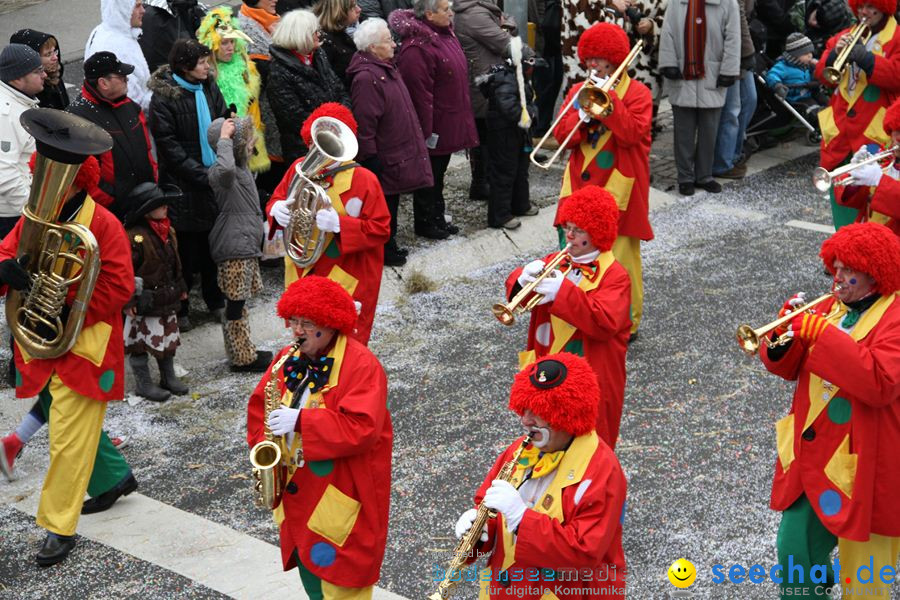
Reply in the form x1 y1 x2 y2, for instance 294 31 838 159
249 342 299 509
429 434 533 600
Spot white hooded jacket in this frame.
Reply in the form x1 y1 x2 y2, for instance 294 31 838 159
0 81 39 218
84 0 153 111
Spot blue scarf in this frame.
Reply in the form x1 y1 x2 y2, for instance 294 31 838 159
173 73 216 167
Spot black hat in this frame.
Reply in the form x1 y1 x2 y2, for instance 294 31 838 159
125 182 183 227
20 108 112 164
84 51 135 80
0 43 42 84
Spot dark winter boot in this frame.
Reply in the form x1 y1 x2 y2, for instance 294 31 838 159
157 356 189 396
129 354 171 402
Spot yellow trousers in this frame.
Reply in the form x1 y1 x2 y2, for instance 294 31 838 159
320 582 373 600
35 375 106 536
838 534 900 596
611 235 643 334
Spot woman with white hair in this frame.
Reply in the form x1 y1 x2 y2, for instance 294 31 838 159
266 9 350 163
347 17 433 265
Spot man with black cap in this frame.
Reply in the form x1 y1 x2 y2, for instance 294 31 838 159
67 51 158 221
0 43 44 239
0 109 136 566
448 352 627 599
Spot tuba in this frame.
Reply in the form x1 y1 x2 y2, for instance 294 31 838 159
249 341 300 509
6 109 112 359
282 117 359 268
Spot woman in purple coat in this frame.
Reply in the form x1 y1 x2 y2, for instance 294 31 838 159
388 0 478 240
347 18 433 266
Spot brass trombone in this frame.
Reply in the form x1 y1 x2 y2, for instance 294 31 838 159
735 287 841 355
492 245 572 325
811 145 899 192
530 40 644 169
823 18 870 85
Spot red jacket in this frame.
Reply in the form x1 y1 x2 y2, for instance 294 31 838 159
246 335 392 587
552 75 653 241
762 294 900 540
815 18 900 170
0 197 134 400
506 252 631 447
268 161 390 345
467 433 627 600
836 165 900 237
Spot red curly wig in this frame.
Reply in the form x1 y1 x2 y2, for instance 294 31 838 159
277 275 358 334
820 222 900 295
28 153 101 195
849 0 896 19
301 103 359 148
884 98 900 134
509 353 599 436
557 185 619 251
577 22 630 66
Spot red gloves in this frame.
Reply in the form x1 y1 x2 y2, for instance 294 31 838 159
789 312 832 344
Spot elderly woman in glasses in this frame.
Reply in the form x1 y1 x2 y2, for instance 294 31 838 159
267 9 351 164
347 17 433 266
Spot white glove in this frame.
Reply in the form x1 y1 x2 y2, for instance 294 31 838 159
789 292 807 309
316 208 341 233
578 107 592 123
353 300 362 314
851 144 870 164
268 407 301 436
517 259 545 286
454 508 488 542
270 198 294 228
851 161 883 187
534 269 565 303
482 480 527 532
588 73 609 88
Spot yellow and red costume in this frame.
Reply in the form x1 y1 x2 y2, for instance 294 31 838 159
551 23 653 334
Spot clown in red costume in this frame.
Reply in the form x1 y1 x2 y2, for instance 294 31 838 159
815 0 900 229
834 98 900 238
267 103 390 345
760 223 900 598
246 276 392 597
0 111 134 567
551 22 652 336
450 353 627 599
505 186 631 447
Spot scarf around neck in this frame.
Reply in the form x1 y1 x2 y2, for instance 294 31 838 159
683 0 707 80
240 3 280 33
148 216 171 243
173 73 216 167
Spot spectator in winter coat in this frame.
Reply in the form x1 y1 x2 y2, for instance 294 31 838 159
148 39 228 330
139 0 207 73
348 17 433 266
9 29 69 110
389 1 478 239
239 0 279 82
85 0 154 111
67 51 158 220
266 9 351 164
315 0 363 86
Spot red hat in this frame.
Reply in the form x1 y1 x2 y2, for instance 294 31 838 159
820 222 900 295
557 185 619 251
577 23 630 66
849 0 896 19
884 98 900 134
277 275 358 334
508 353 599 436
301 102 358 147
28 152 100 195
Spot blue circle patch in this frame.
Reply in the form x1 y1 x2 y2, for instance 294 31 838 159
310 541 336 567
819 490 842 516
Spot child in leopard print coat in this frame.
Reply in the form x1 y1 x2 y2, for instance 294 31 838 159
207 116 272 372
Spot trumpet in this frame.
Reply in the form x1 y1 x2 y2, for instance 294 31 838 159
823 18 870 85
492 245 572 326
735 287 841 355
530 40 643 169
811 145 899 192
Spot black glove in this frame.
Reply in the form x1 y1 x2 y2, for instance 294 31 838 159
136 289 155 315
774 83 789 98
0 255 30 291
847 44 875 74
716 74 738 88
661 66 683 80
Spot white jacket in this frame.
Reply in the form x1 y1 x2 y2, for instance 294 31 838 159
0 81 39 218
85 0 153 111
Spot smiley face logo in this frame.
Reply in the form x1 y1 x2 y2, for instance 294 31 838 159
667 558 697 588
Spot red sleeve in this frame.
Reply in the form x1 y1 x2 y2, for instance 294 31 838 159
300 349 389 461
760 334 808 381
805 312 900 408
601 84 653 149
835 184 871 210
514 451 626 569
336 168 391 254
552 85 586 149
869 43 900 91
265 158 303 238
549 266 632 342
246 346 292 447
870 175 900 219
81 208 134 327
89 150 116 208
